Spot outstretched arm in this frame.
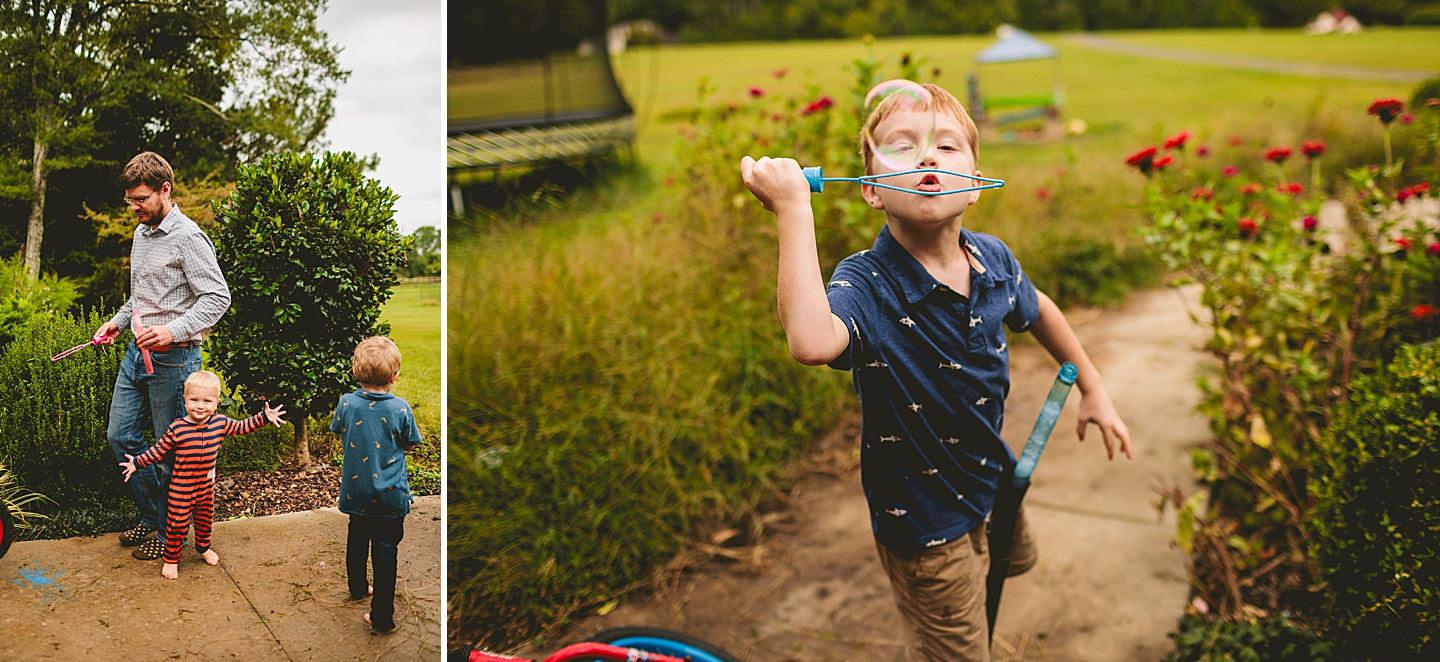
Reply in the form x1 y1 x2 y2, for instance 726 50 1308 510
741 156 849 366
1028 290 1132 460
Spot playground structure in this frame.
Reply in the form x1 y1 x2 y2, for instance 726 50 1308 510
968 25 1064 142
447 0 635 216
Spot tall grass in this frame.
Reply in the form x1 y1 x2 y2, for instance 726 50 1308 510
448 174 850 647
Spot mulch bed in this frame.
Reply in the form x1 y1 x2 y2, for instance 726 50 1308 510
213 464 342 521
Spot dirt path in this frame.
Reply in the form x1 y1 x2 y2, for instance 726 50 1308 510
1065 33 1434 83
535 286 1211 661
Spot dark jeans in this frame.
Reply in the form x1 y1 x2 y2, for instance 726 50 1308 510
348 514 405 629
107 343 201 532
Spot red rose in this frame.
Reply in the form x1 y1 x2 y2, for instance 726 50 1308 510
1398 187 1414 202
1279 182 1303 195
1410 304 1439 321
1413 182 1430 196
1401 112 1414 125
1303 216 1318 231
1197 145 1210 157
1153 155 1174 170
1125 146 1158 174
801 95 835 115
1239 183 1262 195
1395 237 1413 251
1223 165 1238 177
1302 140 1326 159
1428 242 1440 257
1164 131 1192 150
1192 187 1214 201
1238 217 1258 238
1265 146 1292 164
1368 98 1405 124
749 87 763 98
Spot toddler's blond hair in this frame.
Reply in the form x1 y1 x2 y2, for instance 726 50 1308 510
185 370 222 397
353 336 401 386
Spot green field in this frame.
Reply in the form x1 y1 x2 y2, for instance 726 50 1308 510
382 278 442 441
1104 27 1440 71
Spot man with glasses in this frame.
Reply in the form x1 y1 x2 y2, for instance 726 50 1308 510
94 152 232 562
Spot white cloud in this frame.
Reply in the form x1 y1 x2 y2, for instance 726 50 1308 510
317 0 442 234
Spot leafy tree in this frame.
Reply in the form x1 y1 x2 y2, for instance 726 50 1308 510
209 152 410 467
401 226 440 278
0 0 347 282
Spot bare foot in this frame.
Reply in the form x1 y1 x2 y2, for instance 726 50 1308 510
202 549 220 566
368 585 374 596
162 562 178 580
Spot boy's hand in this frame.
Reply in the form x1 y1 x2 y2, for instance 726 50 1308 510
741 156 812 213
1077 388 1132 460
263 403 287 426
119 454 137 482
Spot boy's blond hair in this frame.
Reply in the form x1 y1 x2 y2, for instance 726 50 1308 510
353 336 401 386
859 83 979 175
185 370 222 396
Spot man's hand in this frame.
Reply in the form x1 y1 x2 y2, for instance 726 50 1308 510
119 454 138 482
262 402 288 426
135 324 174 350
1077 387 1133 461
94 321 121 346
741 156 812 213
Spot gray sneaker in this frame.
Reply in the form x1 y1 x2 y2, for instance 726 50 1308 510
131 538 166 561
119 523 156 547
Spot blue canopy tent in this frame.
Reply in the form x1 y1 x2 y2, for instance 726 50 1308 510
967 26 1063 130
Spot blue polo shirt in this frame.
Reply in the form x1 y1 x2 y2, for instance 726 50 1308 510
826 224 1039 553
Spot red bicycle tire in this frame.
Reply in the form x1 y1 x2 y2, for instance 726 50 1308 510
0 504 15 560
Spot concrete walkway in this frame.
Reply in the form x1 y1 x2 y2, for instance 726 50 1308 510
1 495 442 660
536 287 1209 661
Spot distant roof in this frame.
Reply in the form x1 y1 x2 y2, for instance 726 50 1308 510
975 26 1057 64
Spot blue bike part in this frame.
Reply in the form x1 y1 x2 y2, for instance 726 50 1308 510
1012 362 1078 488
602 636 734 662
801 166 1006 197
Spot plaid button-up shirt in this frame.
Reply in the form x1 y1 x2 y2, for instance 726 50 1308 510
109 204 231 343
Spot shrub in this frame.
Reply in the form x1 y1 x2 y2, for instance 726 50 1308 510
0 252 80 346
210 151 410 466
1308 342 1439 659
1164 613 1332 662
0 310 127 518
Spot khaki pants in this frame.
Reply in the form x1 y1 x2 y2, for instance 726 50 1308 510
875 505 1036 662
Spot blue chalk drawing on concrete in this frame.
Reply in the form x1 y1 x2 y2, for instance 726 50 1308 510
14 560 69 602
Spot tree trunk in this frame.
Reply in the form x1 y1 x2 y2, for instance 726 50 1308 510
24 138 48 281
293 414 311 467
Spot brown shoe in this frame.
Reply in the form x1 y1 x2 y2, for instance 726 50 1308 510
132 538 165 561
119 523 156 547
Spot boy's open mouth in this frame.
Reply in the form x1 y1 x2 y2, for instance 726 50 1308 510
916 173 943 193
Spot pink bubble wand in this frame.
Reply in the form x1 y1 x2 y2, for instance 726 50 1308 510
49 333 109 362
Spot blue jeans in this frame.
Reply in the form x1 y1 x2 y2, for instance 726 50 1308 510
107 343 202 532
348 514 405 629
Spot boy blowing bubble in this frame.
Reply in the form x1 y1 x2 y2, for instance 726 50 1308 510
741 83 1132 660
120 370 285 580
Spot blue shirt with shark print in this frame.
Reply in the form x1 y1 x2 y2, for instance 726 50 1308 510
826 224 1040 554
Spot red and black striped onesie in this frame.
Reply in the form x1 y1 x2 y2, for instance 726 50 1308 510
132 412 267 564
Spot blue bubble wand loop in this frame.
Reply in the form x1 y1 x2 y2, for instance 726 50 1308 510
801 166 1005 196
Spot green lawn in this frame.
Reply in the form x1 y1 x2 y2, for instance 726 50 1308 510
1101 27 1440 72
382 279 441 441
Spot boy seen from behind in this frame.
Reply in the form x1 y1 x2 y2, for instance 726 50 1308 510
330 336 421 634
741 83 1132 661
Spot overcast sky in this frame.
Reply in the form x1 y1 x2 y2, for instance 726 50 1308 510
316 0 442 234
